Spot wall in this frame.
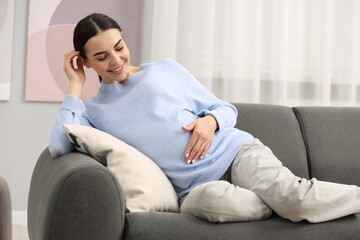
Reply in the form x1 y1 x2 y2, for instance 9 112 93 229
0 0 62 212
0 0 154 213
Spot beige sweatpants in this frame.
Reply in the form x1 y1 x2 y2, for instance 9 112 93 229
231 138 360 223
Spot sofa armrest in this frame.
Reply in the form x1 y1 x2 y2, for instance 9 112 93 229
0 176 11 240
28 148 126 240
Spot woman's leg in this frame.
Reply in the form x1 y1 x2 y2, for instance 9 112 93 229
231 138 360 223
179 180 272 223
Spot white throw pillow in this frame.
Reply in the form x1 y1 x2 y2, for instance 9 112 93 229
180 180 272 222
62 124 179 213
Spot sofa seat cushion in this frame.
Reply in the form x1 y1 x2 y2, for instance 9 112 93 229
124 212 360 240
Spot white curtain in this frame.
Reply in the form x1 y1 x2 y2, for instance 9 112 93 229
147 0 360 106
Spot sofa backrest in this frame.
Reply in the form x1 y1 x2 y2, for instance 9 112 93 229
293 107 360 185
233 103 309 179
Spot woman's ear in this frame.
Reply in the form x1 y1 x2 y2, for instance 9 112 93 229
82 57 91 68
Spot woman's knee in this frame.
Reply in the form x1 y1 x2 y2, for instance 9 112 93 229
180 180 272 222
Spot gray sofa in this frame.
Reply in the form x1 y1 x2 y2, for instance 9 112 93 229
28 104 360 240
0 177 11 240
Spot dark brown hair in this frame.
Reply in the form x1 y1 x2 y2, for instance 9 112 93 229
73 13 122 81
73 13 122 59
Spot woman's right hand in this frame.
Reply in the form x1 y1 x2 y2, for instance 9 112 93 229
63 50 86 98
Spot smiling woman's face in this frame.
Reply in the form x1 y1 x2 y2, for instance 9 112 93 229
83 28 131 84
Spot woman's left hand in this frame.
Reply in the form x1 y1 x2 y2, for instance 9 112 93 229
182 115 218 164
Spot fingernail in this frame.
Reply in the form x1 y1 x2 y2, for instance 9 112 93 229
200 156 204 159
187 159 191 164
191 159 196 164
185 153 189 158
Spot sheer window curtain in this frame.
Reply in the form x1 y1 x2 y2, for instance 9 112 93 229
145 0 360 106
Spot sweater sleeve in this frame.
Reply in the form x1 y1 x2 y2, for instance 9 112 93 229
195 105 238 130
162 59 238 130
48 95 91 157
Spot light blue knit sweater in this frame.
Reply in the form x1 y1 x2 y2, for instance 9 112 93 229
49 59 253 197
